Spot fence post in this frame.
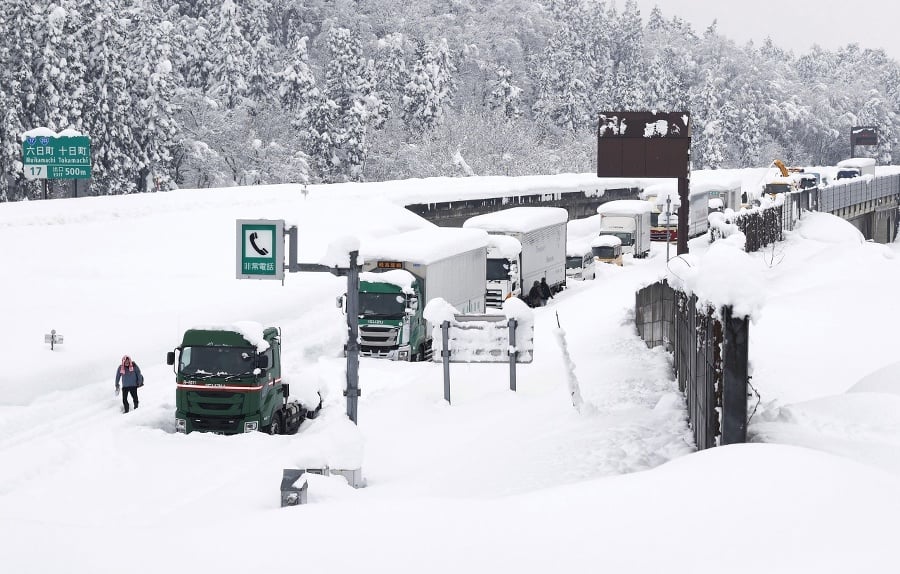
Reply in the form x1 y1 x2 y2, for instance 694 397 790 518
721 306 749 445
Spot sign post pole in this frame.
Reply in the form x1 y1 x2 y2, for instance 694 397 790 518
345 251 360 424
238 220 362 424
508 318 517 392
442 321 451 404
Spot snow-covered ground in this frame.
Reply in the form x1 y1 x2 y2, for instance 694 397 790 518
2 174 900 573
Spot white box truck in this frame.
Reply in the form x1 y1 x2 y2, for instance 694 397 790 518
356 227 488 361
639 187 710 242
463 207 568 308
596 200 651 258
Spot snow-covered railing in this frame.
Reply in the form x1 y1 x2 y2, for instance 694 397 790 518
818 173 900 213
635 280 749 450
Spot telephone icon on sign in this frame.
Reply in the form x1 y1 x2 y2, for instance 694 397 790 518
249 232 269 256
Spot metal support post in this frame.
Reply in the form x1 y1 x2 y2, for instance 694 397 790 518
508 318 517 392
677 176 689 255
721 306 749 445
345 250 360 424
441 321 451 404
665 195 672 262
288 227 299 273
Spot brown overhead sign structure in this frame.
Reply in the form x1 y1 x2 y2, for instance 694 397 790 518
597 111 692 254
850 126 878 158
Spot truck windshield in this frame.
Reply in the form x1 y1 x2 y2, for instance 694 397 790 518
592 246 617 259
180 346 255 377
486 258 510 280
359 292 406 317
566 256 584 269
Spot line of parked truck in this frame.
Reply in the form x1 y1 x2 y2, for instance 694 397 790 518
166 192 712 435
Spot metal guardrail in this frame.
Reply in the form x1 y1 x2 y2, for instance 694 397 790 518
713 173 900 252
818 173 900 213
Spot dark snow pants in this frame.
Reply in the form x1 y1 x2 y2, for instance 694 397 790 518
122 387 139 412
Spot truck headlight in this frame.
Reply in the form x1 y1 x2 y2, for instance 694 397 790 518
244 421 259 433
175 418 186 433
398 350 409 360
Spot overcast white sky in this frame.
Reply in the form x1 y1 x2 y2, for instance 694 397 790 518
633 0 900 60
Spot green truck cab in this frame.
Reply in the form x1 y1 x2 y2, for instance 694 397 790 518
357 270 424 361
167 324 319 435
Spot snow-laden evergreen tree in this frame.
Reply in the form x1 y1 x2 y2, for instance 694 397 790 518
245 38 277 107
40 2 87 132
488 66 523 120
208 0 250 109
692 70 728 168
736 100 763 168
432 38 458 108
375 33 407 105
302 89 340 181
81 2 139 194
0 0 32 200
236 0 271 45
303 26 390 181
533 22 591 134
278 36 316 112
609 0 644 109
128 6 180 192
402 39 457 136
173 15 215 90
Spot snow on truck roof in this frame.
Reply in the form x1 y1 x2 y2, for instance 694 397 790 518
567 236 594 256
597 200 652 215
487 234 522 258
360 269 417 293
837 158 876 168
463 207 569 233
591 235 622 247
186 321 271 352
361 227 488 265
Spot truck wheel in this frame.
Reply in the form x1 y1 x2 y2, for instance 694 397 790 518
266 412 282 435
414 345 425 362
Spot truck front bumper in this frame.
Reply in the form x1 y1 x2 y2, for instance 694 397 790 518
359 345 411 361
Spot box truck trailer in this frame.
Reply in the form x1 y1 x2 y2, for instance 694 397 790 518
596 200 651 258
463 207 568 308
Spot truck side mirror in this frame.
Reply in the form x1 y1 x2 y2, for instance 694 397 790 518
408 296 419 311
256 355 270 369
166 351 175 366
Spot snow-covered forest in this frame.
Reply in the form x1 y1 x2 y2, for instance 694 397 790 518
1 0 897 200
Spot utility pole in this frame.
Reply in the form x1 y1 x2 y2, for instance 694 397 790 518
666 195 672 262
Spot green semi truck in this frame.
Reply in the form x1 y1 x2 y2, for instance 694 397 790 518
354 228 489 361
167 323 320 435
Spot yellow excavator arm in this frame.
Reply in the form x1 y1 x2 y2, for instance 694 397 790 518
772 159 790 177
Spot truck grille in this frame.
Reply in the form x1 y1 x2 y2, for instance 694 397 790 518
187 391 243 414
486 289 504 308
359 325 399 348
189 415 241 434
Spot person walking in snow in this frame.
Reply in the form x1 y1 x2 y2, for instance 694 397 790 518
539 277 554 306
115 355 144 413
527 280 543 308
